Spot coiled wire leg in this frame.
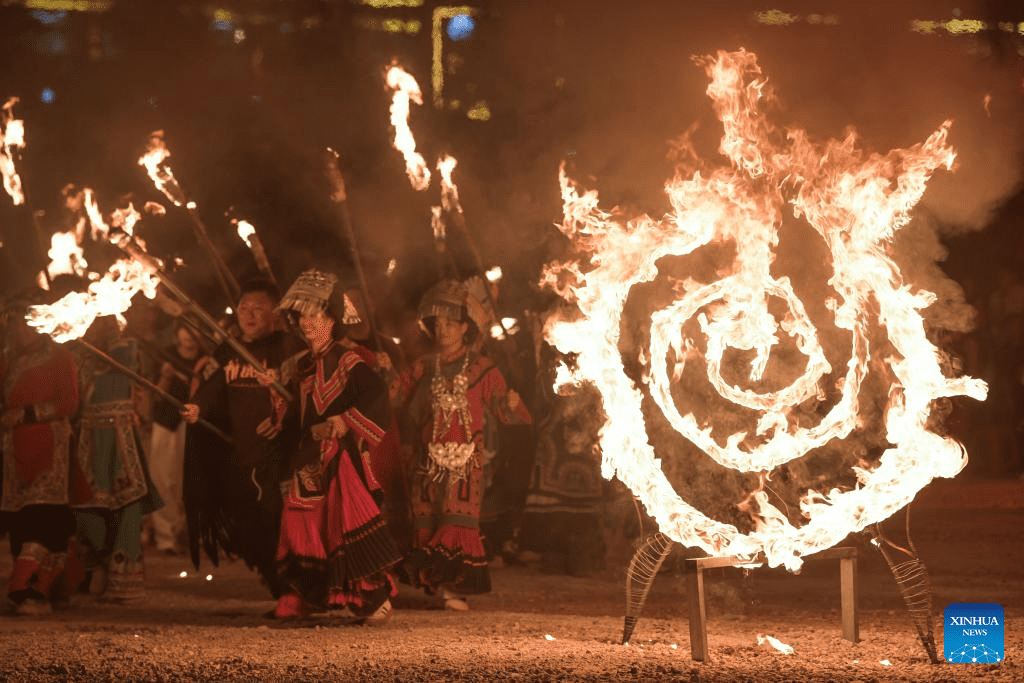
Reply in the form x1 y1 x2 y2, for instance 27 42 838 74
872 506 939 664
622 532 675 644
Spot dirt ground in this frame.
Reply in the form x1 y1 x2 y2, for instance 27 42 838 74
0 477 1021 682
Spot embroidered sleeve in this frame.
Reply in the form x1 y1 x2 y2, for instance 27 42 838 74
402 356 433 432
338 361 390 449
479 362 531 426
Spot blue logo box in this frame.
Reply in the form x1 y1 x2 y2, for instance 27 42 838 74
943 603 1003 663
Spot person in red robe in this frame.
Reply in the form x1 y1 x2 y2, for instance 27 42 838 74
272 269 402 621
1 291 79 615
404 280 532 611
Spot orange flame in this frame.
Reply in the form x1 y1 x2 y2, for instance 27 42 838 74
138 130 185 206
32 193 156 341
0 97 26 206
431 205 445 241
27 258 160 343
437 154 459 212
235 219 256 248
46 231 88 278
385 64 431 191
542 49 987 571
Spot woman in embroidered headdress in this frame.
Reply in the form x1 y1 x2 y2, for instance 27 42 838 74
405 280 531 611
273 269 402 621
1 291 79 615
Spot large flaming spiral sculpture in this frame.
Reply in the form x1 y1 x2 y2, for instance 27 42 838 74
542 49 987 571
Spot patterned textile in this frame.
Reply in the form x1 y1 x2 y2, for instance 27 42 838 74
404 351 531 595
105 548 146 602
518 389 606 574
1 344 78 512
71 340 159 513
276 342 401 616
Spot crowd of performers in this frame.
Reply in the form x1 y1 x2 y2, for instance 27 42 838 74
0 267 610 620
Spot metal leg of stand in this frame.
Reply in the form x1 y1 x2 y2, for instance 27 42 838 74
685 562 709 662
840 553 859 643
684 547 859 661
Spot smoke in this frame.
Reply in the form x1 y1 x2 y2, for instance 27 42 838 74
490 0 1023 253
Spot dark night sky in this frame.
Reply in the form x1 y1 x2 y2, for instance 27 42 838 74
0 0 1022 329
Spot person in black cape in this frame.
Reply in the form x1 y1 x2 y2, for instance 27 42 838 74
181 278 303 598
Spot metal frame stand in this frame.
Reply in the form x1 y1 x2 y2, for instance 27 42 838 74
685 546 859 661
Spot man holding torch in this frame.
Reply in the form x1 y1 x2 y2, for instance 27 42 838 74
181 278 303 599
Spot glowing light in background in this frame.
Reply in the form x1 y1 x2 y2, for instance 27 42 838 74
355 17 421 34
210 9 233 32
41 87 56 104
25 0 113 10
944 18 986 34
357 0 423 7
30 9 67 24
35 32 70 56
432 6 478 108
755 9 799 26
446 13 475 41
467 101 491 121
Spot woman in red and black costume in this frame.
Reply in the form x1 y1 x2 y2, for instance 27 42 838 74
404 280 531 611
1 291 79 615
273 269 402 621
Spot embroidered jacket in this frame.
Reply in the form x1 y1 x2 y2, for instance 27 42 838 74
286 341 391 498
1 341 79 511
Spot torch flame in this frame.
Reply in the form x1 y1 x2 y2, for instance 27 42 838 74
0 97 26 205
235 219 256 248
431 205 445 241
542 49 987 571
83 189 108 241
385 64 432 191
437 154 459 211
46 231 88 278
27 258 160 343
138 130 185 206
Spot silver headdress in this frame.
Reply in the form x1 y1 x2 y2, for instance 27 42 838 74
278 269 361 324
417 279 468 322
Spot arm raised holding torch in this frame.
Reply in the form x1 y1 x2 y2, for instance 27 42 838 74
73 338 232 444
114 234 293 403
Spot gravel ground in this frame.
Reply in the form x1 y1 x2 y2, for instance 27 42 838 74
0 478 1021 682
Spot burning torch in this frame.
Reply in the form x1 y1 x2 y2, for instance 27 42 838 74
113 234 293 403
231 215 278 287
73 338 233 444
138 130 241 307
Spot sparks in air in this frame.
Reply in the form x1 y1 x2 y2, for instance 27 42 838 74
542 49 987 571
